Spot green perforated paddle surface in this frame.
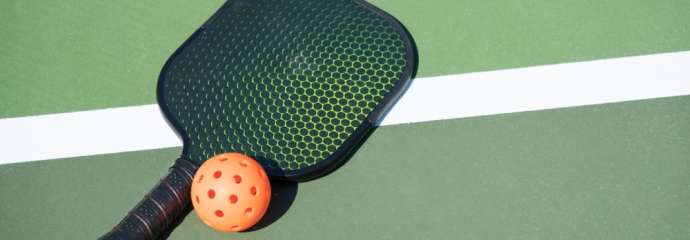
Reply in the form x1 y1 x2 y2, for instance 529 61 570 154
158 0 415 180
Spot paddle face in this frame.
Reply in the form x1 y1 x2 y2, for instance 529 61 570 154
158 0 416 181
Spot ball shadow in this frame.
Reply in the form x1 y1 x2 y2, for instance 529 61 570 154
157 179 298 239
245 180 298 231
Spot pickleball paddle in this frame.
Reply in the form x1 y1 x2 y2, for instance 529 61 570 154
101 0 416 239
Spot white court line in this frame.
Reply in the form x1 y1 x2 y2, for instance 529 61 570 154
0 105 181 165
1 51 690 164
380 51 690 125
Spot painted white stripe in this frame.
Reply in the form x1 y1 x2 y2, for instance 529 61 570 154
380 51 690 125
0 105 182 164
1 51 689 164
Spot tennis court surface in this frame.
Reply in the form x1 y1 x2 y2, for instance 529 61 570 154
1 0 689 239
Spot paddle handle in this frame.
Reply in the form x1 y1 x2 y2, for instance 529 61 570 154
100 158 198 240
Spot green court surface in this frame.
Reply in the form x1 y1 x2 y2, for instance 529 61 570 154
1 0 690 239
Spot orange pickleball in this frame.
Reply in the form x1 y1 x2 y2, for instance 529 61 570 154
191 152 271 232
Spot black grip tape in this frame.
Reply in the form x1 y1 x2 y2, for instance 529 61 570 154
100 158 198 240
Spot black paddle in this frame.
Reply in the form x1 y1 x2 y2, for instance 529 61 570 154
101 0 416 238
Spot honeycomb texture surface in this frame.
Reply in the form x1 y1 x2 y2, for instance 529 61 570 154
160 0 410 176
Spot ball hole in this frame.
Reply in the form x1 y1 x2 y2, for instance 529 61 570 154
250 186 257 196
233 175 242 184
207 189 215 199
213 170 222 178
229 194 238 204
230 225 241 231
219 157 228 162
215 210 224 217
244 208 253 216
195 195 200 204
198 175 204 183
239 160 249 167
